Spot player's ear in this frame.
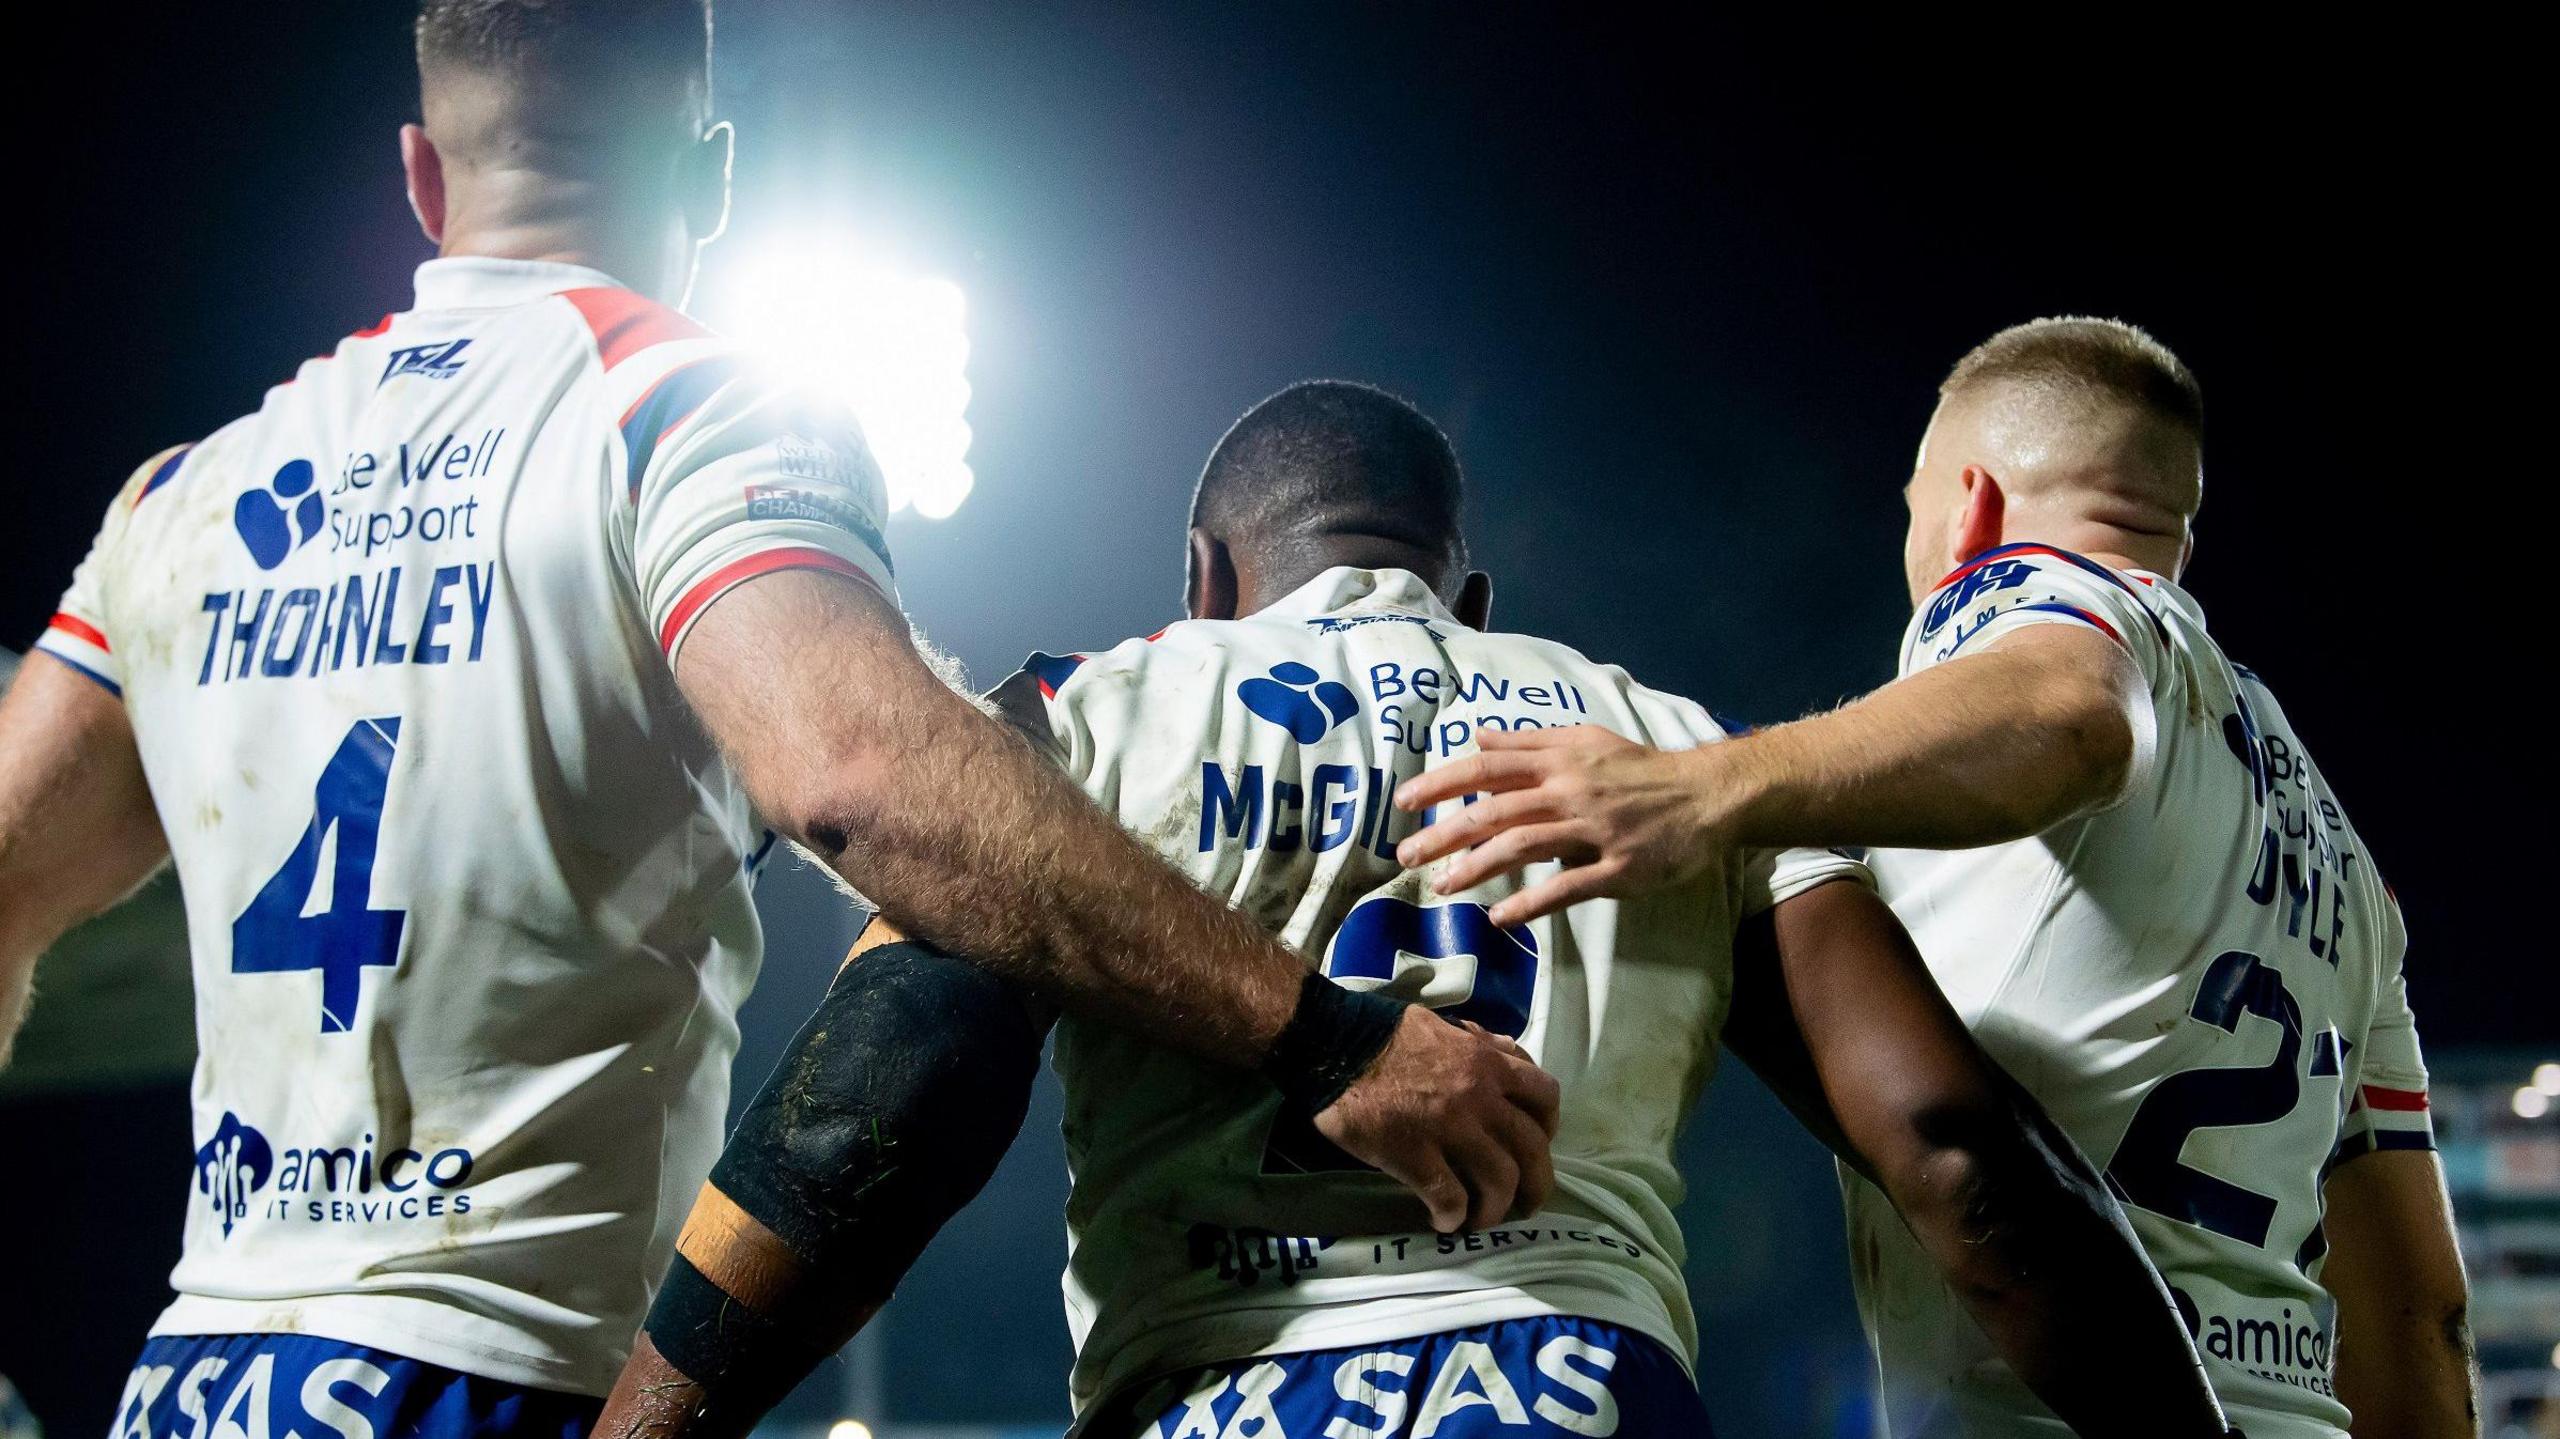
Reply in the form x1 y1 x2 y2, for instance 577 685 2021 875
401 124 447 246
1454 570 1493 629
1952 465 2006 565
1186 528 1239 621
683 121 735 246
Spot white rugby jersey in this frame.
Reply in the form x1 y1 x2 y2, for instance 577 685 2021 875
33 258 896 1394
1846 544 2431 1439
989 567 1866 1414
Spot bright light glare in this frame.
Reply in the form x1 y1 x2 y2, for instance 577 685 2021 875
2515 1085 2553 1121
826 1422 873 1439
711 245 974 519
2536 1061 2560 1096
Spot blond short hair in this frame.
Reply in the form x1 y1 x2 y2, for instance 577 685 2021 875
1944 316 2204 443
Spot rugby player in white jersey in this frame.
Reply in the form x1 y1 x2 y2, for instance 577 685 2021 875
0 7 1557 1435
595 381 2244 1439
1399 320 2476 1437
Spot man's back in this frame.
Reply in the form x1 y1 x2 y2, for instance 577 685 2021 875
995 565 1862 1413
35 257 897 1392
1853 546 2428 1437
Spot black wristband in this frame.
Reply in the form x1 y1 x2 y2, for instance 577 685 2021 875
1261 970 1409 1114
643 1254 831 1424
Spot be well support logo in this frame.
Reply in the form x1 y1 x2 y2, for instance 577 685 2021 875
233 460 325 571
1239 663 1359 742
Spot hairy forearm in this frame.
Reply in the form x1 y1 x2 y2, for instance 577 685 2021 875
1716 635 2138 852
684 577 1305 1066
2336 1310 2476 1439
1891 1092 2228 1437
2325 1152 2479 1437
798 678 1299 1059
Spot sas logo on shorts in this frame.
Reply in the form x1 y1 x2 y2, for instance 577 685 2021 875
233 460 326 571
1239 663 1359 742
377 338 472 386
194 1112 275 1240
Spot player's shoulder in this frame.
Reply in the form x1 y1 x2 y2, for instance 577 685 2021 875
554 285 726 372
548 285 743 410
1458 625 1740 749
1011 622 1187 700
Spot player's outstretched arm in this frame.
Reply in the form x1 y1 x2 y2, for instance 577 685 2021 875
1725 879 2240 1439
0 655 170 1069
597 920 1046 1439
1394 624 2145 926
675 569 1558 1234
2321 1149 2479 1438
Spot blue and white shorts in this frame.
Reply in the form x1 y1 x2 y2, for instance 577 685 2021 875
1111 1315 1714 1438
108 1335 598 1439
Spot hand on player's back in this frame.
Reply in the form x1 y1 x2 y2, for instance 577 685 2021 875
1315 1009 1561 1232
1395 726 1733 927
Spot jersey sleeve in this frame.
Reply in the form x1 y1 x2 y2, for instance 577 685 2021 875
570 290 901 663
32 445 189 698
1740 844 1873 917
2336 899 2435 1164
1901 543 2173 683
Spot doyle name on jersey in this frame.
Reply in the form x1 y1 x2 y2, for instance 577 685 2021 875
993 567 1862 1414
1852 545 2432 1439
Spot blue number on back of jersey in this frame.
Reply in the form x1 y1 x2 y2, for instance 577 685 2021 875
1325 896 1539 1039
231 717 407 1033
1262 897 1541 1175
2106 949 2342 1257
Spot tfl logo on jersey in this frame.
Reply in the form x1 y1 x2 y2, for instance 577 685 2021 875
378 338 472 386
234 460 326 571
1240 663 1359 742
194 1111 275 1240
1922 557 2035 635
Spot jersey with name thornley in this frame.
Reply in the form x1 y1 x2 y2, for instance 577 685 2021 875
990 566 1866 1415
1849 545 2431 1439
33 258 897 1394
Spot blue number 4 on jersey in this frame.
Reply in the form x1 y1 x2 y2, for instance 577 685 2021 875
231 716 408 1032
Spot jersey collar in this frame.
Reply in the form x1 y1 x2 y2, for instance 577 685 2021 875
412 257 634 313
2126 568 2210 631
1258 567 1461 624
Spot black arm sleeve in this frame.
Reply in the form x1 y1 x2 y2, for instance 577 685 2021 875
646 937 1044 1414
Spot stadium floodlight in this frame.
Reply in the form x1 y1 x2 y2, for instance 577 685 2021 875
706 243 975 520
825 1422 874 1439
2536 1061 2560 1096
2515 1086 2553 1121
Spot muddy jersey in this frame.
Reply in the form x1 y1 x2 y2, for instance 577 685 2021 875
33 257 896 1394
1849 545 2431 1438
990 566 1866 1414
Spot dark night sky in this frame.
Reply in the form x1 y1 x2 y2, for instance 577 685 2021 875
13 3 2532 1041
6 3 2538 1430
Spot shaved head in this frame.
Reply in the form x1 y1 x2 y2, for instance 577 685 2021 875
1904 317 2205 597
417 0 711 166
1191 380 1470 604
1936 317 2204 528
408 1 727 302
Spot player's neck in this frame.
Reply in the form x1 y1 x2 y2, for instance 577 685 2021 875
2001 522 2183 581
436 207 685 305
